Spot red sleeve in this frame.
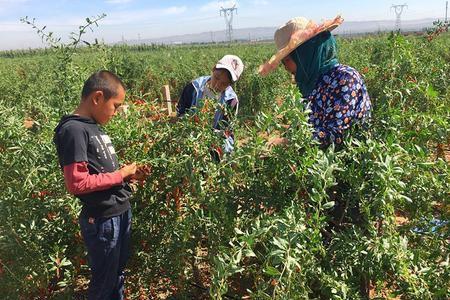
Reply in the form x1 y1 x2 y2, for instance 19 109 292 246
63 162 123 195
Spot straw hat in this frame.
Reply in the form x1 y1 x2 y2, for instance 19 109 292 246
258 15 343 76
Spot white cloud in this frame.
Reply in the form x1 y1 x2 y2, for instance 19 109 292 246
219 0 238 6
0 0 28 3
0 0 28 14
0 14 106 34
105 0 133 4
0 5 188 31
200 1 219 12
0 15 87 32
201 1 237 12
101 6 187 25
162 6 187 15
252 0 268 5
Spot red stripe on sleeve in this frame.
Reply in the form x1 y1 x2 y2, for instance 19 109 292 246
63 162 123 195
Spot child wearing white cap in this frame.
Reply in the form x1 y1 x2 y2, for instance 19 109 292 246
176 54 244 159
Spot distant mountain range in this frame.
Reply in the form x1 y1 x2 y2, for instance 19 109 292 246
118 18 439 45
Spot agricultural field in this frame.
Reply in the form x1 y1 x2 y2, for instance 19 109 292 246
0 25 449 299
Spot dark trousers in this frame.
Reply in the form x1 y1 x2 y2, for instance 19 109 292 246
79 209 132 300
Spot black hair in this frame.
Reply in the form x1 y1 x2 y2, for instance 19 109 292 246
215 68 233 84
81 70 125 101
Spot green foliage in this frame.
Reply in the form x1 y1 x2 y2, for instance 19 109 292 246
0 24 449 300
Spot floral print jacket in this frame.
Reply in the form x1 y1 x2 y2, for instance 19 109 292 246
307 64 371 147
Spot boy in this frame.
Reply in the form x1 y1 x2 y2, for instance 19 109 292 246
176 54 244 157
53 70 137 299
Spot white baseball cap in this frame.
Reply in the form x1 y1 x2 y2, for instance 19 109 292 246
215 55 244 82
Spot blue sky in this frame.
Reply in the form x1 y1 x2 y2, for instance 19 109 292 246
0 0 447 50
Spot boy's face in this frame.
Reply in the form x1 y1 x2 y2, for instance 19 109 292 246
210 69 232 93
92 86 126 125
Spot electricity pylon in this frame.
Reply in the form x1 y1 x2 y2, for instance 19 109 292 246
391 4 408 31
220 4 237 43
446 1 448 23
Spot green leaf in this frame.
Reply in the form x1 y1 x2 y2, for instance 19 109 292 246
272 237 288 250
323 201 335 210
234 227 244 235
243 249 256 258
235 250 242 263
399 194 413 203
426 85 438 98
264 266 281 276
60 258 72 267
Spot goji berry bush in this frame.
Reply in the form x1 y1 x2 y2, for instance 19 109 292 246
0 25 449 299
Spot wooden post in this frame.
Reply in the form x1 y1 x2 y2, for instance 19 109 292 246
162 85 172 116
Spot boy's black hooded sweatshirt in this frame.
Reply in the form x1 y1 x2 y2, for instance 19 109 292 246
53 115 131 218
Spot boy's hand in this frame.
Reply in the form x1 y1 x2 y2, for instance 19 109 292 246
119 163 137 181
131 165 152 181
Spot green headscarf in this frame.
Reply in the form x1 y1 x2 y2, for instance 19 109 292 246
290 31 339 97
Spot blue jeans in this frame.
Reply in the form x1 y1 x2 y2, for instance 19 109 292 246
79 209 131 300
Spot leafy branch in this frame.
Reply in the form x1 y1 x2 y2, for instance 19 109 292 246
20 13 106 48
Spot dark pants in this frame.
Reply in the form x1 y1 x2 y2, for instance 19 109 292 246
79 209 132 300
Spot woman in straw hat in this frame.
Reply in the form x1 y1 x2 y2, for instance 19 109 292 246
259 16 371 148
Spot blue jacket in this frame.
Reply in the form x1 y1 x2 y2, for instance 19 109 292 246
177 76 239 153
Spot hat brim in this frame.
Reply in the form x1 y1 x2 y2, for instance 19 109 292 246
258 16 344 76
215 63 238 82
